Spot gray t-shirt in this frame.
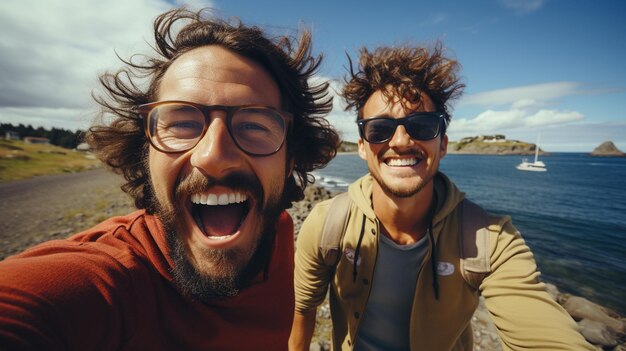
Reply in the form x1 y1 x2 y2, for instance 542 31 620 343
354 233 429 351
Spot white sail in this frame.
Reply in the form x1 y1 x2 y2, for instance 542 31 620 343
516 135 547 172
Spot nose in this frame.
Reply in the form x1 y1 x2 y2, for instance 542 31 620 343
190 116 243 177
387 124 413 148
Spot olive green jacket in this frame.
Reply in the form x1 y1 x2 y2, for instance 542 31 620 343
294 173 593 350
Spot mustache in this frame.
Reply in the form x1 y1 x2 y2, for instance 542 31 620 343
174 170 264 205
382 149 426 159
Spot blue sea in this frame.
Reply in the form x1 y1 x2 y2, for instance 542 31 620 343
312 153 626 315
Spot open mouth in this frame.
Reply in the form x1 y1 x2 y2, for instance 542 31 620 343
190 192 251 240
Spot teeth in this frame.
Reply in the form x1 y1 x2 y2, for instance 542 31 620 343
387 158 418 166
207 194 218 205
191 192 248 205
218 194 228 205
206 234 234 241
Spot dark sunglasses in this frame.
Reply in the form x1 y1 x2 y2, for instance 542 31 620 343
134 101 292 156
356 112 447 144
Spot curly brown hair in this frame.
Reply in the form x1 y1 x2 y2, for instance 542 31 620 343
87 8 339 212
342 42 465 128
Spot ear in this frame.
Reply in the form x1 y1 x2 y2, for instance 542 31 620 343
440 134 448 158
358 138 367 161
286 156 295 178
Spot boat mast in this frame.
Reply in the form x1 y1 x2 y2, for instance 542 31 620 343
534 135 540 163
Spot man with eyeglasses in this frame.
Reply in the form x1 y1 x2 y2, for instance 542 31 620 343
290 44 594 350
0 8 339 350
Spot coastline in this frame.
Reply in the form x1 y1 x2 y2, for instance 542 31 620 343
1 169 622 349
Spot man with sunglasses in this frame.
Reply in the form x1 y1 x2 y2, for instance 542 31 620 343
0 8 339 350
290 44 593 350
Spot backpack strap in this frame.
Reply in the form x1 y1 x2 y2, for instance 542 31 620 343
320 192 352 267
458 198 492 290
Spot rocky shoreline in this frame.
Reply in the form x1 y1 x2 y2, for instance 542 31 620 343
289 186 626 351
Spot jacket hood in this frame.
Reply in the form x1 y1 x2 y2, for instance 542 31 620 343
432 172 466 227
348 172 466 227
347 175 377 220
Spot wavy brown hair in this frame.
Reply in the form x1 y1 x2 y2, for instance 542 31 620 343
342 42 465 129
87 8 339 212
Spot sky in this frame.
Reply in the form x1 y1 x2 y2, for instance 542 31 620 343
1 0 625 152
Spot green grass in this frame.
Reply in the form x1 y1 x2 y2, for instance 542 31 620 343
0 139 102 182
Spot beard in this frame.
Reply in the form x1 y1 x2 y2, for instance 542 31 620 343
371 169 437 198
150 170 287 302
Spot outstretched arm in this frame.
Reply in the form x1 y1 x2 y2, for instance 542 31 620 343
292 201 335 350
289 308 317 351
481 217 595 350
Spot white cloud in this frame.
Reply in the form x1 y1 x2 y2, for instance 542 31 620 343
448 104 584 140
0 0 214 130
322 78 358 142
510 98 544 110
459 82 583 107
525 109 584 127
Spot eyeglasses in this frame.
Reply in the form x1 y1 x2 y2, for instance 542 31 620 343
356 112 447 144
135 101 292 156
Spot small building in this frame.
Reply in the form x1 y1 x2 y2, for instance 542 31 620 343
75 142 91 152
4 131 20 140
480 134 507 143
23 136 50 144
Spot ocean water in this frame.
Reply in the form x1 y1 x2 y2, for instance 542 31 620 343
312 153 626 315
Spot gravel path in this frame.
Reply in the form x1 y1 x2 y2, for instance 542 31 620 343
0 168 135 260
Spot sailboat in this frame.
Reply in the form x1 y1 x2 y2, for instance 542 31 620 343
516 136 547 172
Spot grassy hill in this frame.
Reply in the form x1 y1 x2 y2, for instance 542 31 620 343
448 136 540 155
0 139 101 182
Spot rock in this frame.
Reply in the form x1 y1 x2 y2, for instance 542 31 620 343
591 141 626 156
3 153 30 160
578 319 621 347
561 295 626 333
471 296 502 350
544 282 560 302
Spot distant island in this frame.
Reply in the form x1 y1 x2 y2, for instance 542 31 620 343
338 141 358 153
590 141 626 157
447 135 540 155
